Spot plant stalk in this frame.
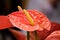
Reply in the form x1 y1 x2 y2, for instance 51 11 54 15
27 31 30 40
34 31 39 40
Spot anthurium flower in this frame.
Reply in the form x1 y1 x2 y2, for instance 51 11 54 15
8 10 51 31
0 16 13 30
45 31 60 40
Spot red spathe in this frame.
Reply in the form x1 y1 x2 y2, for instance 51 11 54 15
8 10 51 31
0 16 13 30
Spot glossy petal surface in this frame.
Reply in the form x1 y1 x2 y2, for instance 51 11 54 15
8 10 51 31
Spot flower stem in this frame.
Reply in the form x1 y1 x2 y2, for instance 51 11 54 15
34 31 39 40
27 31 30 40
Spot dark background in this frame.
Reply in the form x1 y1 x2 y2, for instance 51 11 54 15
0 0 26 15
